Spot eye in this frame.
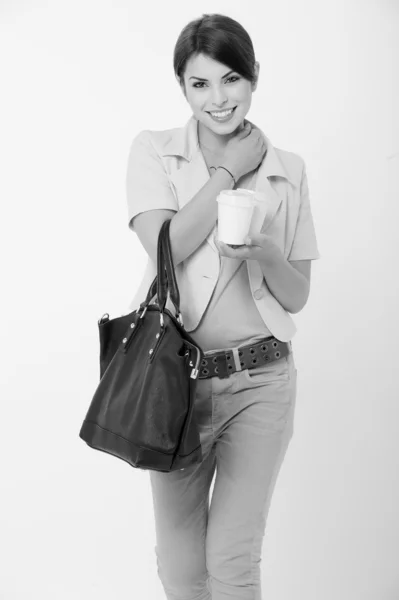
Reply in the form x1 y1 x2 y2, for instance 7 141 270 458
192 76 240 89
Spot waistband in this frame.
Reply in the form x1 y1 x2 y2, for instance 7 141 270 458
198 336 292 379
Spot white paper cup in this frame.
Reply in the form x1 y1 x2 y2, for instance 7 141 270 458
216 190 255 245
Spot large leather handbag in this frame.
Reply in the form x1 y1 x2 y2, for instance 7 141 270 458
79 219 205 472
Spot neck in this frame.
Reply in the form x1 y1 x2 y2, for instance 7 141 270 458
197 118 246 154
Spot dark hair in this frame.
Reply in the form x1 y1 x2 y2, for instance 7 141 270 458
173 13 257 94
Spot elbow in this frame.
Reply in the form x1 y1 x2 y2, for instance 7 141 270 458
289 283 311 314
148 228 182 267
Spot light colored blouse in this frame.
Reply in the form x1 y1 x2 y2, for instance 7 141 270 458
188 168 274 352
125 115 321 343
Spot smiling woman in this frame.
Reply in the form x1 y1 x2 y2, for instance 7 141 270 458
175 36 259 154
125 12 321 600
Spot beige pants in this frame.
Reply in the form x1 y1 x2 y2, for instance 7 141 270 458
149 349 298 600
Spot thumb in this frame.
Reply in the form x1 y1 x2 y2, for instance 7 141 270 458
237 122 251 136
245 232 266 246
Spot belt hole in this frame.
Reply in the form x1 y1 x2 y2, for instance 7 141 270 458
226 355 231 360
265 356 270 362
215 367 219 373
261 344 268 352
250 348 255 354
275 351 280 358
202 368 209 375
201 359 208 366
240 361 245 367
212 356 218 364
272 341 278 348
252 358 257 364
228 365 233 370
238 351 243 357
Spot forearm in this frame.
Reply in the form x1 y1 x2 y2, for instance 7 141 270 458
169 167 235 266
258 248 310 314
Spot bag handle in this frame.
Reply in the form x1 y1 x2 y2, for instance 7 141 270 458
141 222 168 308
141 220 182 322
155 219 169 312
160 219 180 311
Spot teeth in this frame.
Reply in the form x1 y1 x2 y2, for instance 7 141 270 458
210 108 234 117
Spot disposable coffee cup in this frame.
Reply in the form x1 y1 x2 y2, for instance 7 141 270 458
216 190 255 247
235 189 266 238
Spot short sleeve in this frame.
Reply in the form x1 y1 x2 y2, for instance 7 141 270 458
126 130 178 231
288 161 321 261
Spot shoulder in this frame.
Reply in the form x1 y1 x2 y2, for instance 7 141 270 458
130 125 183 155
273 145 305 186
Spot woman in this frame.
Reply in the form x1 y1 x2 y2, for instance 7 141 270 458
126 13 320 600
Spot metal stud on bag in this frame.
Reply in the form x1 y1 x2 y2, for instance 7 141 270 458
149 329 162 355
122 322 135 344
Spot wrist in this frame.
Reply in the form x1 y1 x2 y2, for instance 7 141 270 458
217 164 238 185
210 165 235 187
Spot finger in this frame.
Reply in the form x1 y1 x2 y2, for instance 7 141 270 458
218 242 243 258
219 242 252 260
217 241 235 256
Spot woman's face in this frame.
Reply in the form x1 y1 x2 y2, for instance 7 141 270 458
178 53 259 148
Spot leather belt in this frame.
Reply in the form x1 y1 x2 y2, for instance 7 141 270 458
198 336 291 379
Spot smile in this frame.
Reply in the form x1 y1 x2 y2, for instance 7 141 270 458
207 107 237 121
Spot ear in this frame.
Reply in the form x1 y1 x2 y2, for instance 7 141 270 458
176 74 186 96
252 61 260 92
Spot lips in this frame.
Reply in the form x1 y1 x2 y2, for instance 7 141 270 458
207 106 237 115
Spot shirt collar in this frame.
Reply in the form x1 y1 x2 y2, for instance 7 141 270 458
159 114 297 186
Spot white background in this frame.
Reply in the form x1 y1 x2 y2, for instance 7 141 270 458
1 1 398 599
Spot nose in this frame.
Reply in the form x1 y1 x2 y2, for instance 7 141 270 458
211 89 228 109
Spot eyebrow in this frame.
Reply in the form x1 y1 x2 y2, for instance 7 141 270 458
189 70 235 81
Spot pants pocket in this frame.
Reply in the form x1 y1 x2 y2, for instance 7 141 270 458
242 354 291 386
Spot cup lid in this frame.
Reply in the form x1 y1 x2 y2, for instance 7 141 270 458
216 194 254 207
